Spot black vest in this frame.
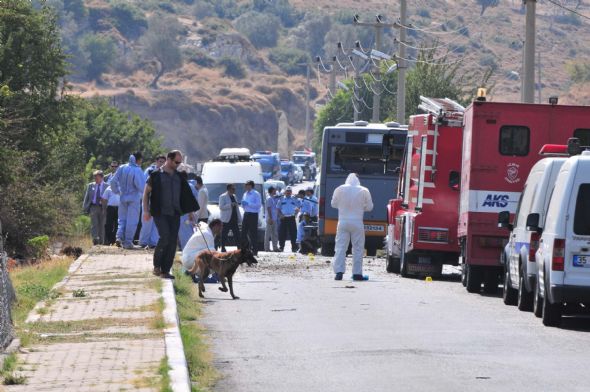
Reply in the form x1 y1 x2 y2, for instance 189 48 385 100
148 171 199 217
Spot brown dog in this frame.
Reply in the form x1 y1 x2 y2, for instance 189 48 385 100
191 247 257 300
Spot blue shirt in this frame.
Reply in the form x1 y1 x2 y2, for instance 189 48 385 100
110 160 145 202
242 189 262 213
144 164 158 181
278 196 301 217
266 195 279 221
301 195 318 217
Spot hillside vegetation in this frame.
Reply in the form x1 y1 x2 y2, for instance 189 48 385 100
41 0 590 161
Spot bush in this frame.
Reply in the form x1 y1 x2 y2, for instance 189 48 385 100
417 9 431 18
213 0 242 19
219 57 246 79
554 13 582 26
27 235 50 260
269 47 309 76
157 2 176 13
566 61 590 84
479 54 498 71
234 11 280 48
186 50 216 68
110 1 148 40
253 0 302 27
80 33 116 81
71 215 91 237
193 1 215 19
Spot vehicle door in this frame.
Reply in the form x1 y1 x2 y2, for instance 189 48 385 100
564 180 590 286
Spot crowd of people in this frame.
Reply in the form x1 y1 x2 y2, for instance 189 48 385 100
84 151 372 282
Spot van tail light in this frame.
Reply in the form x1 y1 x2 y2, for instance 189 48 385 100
552 239 566 271
529 232 540 261
319 196 325 218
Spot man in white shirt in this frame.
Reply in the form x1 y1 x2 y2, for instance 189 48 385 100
101 185 120 245
194 176 209 223
182 219 223 274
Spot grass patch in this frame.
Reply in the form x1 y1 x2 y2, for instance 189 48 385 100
1 353 26 385
151 297 166 330
173 266 218 391
10 258 72 327
159 357 173 392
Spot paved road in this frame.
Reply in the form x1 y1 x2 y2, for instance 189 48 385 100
201 252 590 392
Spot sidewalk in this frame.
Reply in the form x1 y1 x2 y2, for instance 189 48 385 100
5 247 180 392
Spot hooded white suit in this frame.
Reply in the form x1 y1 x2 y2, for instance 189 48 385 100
331 174 374 275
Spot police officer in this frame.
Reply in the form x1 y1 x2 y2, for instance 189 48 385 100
296 187 318 248
278 186 301 253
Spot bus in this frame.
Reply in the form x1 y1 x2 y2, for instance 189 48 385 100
251 151 281 181
318 121 407 256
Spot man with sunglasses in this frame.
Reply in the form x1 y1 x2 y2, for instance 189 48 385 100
143 150 199 279
104 161 119 184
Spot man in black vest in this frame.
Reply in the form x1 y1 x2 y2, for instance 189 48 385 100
142 150 199 279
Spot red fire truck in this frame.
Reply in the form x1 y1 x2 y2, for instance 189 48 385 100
385 96 590 293
458 98 590 293
385 97 465 276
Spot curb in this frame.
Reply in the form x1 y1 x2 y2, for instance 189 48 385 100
162 279 192 392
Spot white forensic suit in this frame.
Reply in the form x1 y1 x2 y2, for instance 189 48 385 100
331 174 374 275
181 222 215 271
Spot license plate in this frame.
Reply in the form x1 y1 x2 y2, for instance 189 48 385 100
573 255 590 268
364 224 384 232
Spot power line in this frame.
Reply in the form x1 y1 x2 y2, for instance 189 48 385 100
545 0 590 20
398 13 485 35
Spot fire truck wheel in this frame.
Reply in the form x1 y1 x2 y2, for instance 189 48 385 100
465 265 482 293
517 266 534 311
386 255 400 274
502 267 518 306
483 271 500 294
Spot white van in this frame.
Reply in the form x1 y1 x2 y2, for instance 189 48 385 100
531 146 590 326
201 159 265 249
498 155 567 311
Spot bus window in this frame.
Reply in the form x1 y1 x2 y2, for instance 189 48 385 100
499 125 530 156
574 129 590 146
329 145 399 175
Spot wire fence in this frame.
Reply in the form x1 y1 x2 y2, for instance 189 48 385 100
0 219 16 351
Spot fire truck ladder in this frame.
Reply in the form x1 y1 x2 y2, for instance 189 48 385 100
417 96 465 182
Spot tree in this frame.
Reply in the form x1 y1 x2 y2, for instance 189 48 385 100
314 48 493 152
110 1 147 40
79 98 165 168
141 15 184 88
80 33 116 81
234 11 281 48
477 0 500 15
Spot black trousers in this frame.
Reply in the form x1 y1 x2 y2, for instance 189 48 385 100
153 214 181 274
241 212 259 253
279 216 297 250
221 218 240 251
104 206 118 245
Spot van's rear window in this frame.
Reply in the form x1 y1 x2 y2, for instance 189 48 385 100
574 184 590 236
499 126 530 156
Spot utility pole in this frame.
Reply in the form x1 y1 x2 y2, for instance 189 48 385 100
397 0 407 123
537 51 542 104
305 62 311 148
353 15 394 123
522 0 536 103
